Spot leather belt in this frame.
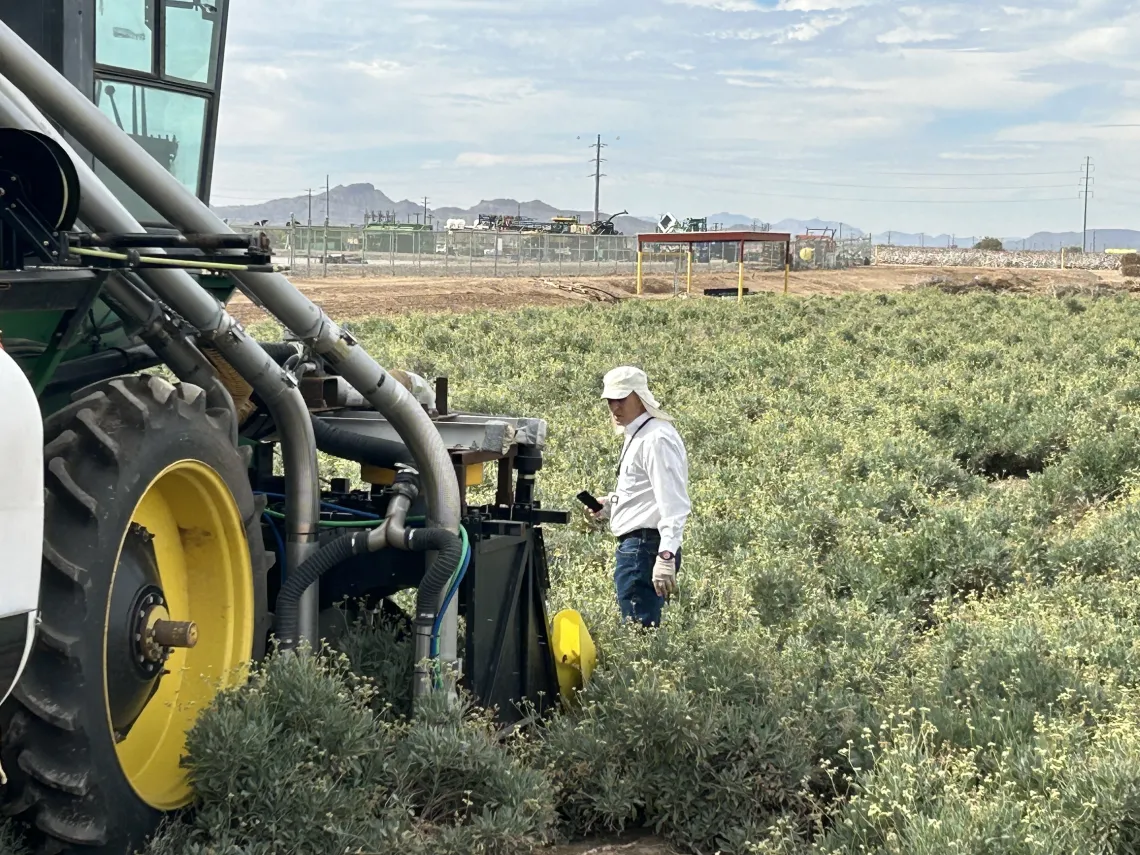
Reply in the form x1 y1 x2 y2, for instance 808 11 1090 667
617 527 659 542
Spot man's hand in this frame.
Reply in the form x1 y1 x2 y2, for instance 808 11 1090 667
585 494 611 523
652 553 677 598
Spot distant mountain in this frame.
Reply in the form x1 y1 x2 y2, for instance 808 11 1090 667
707 213 865 237
210 187 1138 249
872 231 960 248
210 183 656 235
707 212 756 227
1013 229 1140 251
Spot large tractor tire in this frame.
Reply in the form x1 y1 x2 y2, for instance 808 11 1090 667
0 374 271 854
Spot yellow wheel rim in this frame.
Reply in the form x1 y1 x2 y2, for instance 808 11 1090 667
105 460 254 810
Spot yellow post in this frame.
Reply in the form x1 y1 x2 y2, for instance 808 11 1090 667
686 250 692 295
1061 247 1065 269
636 249 643 295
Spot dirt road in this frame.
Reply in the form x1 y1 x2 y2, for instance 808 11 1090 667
226 265 1134 324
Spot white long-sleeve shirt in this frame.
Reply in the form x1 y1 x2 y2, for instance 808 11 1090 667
607 412 691 554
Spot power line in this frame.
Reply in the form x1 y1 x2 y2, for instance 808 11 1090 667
750 193 1077 204
626 173 1081 204
716 177 1077 190
857 169 1079 177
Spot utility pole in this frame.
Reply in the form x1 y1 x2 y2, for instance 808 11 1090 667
306 188 312 276
422 196 430 226
323 174 329 277
1080 156 1094 252
589 134 606 225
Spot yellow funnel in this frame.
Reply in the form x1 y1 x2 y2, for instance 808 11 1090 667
551 609 596 702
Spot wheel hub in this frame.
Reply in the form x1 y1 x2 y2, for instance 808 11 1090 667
133 592 198 669
106 525 200 738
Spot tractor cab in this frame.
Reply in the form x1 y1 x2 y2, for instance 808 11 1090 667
1 0 227 224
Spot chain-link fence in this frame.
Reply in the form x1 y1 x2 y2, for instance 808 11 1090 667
791 235 874 270
230 224 872 279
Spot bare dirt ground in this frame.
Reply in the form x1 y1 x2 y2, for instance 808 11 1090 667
545 835 679 854
226 265 1135 325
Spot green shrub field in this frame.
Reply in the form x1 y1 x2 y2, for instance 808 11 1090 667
9 287 1140 854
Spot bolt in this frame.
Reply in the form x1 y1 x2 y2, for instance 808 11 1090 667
152 619 198 649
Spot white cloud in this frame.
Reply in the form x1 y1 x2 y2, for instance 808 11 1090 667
877 26 954 44
663 0 762 9
708 28 778 40
454 152 584 168
938 151 1034 161
345 59 405 78
776 0 870 9
777 14 847 41
1056 26 1131 60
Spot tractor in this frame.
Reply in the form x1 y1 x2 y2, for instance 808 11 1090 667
0 2 594 853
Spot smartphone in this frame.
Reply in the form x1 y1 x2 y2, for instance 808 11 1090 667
576 490 604 513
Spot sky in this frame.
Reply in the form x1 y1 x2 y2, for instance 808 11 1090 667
211 0 1140 237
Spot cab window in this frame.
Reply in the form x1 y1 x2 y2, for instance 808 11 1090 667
163 1 224 87
92 78 208 221
95 0 156 74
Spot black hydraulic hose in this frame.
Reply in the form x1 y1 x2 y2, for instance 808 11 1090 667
276 530 371 651
260 342 302 365
409 526 464 634
310 415 415 469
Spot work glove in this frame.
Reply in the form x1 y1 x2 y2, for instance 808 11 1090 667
652 554 677 598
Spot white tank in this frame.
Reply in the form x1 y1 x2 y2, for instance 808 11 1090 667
0 345 42 706
0 345 43 619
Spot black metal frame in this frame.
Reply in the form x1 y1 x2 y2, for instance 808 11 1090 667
245 428 566 724
459 516 561 722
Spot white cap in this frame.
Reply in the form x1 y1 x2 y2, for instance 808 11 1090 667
600 365 673 421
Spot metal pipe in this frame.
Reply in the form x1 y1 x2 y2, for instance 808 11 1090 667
0 22 461 685
0 25 459 539
0 79 322 648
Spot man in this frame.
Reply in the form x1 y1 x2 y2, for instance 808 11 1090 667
589 366 691 628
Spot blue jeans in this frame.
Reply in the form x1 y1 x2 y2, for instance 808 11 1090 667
614 530 681 628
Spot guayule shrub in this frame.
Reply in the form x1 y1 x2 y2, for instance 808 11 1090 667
814 701 1140 855
143 642 554 855
10 290 1140 852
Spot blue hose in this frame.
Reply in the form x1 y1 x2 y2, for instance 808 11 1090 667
429 534 471 666
254 491 381 520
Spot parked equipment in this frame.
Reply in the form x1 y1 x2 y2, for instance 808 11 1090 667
0 4 594 854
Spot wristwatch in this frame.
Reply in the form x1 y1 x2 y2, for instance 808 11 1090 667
658 550 674 560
